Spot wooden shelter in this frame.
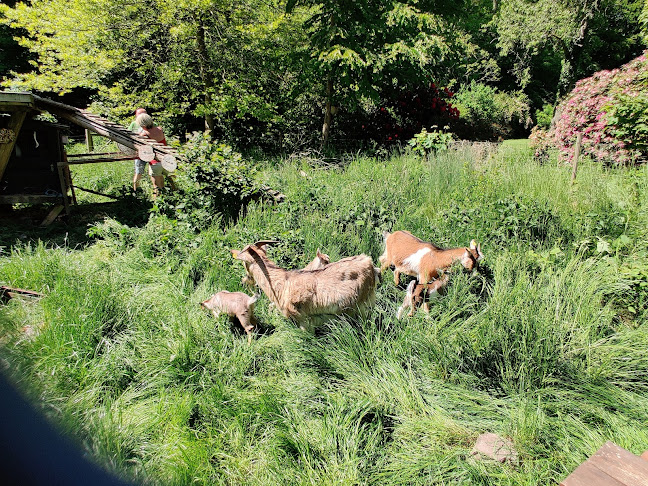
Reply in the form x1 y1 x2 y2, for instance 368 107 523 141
0 91 179 223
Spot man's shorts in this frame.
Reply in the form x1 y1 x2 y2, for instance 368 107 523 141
134 159 147 175
148 162 169 177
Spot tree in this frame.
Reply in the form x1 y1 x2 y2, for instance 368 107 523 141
286 0 497 146
0 0 305 143
493 0 646 100
0 0 32 83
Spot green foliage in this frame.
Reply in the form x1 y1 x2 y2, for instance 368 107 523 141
3 147 648 484
407 126 454 158
439 196 571 251
453 81 531 140
493 0 647 98
605 61 648 154
534 103 554 130
642 1 648 45
155 132 267 231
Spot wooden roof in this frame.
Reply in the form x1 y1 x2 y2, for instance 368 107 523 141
0 91 36 112
0 91 180 164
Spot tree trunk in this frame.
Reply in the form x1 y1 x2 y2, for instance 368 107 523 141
196 20 216 135
321 75 334 148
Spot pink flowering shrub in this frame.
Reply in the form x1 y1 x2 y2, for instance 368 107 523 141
552 51 648 166
529 126 553 163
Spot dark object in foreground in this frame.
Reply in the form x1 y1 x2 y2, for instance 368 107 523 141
0 372 133 485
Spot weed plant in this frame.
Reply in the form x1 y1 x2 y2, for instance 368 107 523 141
1 142 648 485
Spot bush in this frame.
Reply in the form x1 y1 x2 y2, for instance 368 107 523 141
407 126 454 159
333 83 459 148
552 51 648 166
534 103 554 130
453 81 531 140
156 132 268 231
528 127 553 163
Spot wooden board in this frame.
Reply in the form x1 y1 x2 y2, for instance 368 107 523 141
0 110 27 182
32 95 180 164
561 442 648 486
40 204 64 227
0 92 35 111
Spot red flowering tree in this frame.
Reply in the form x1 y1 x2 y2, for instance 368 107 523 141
552 51 648 166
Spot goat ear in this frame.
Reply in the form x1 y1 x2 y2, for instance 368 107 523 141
477 243 484 260
233 244 253 260
470 239 477 250
316 248 323 257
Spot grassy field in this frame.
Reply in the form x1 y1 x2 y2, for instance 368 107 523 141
1 141 648 485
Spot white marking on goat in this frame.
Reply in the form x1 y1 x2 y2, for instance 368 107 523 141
403 247 431 273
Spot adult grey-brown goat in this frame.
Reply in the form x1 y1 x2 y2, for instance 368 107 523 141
379 230 483 285
232 241 378 332
201 290 259 344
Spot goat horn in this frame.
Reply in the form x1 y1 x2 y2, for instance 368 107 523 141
253 240 280 247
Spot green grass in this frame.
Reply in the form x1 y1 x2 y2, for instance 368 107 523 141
1 144 648 485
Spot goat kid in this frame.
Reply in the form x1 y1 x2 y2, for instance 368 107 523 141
379 230 483 285
302 249 331 270
201 290 259 344
232 241 378 332
396 274 450 319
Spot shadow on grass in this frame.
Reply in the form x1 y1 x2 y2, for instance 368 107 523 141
0 195 153 251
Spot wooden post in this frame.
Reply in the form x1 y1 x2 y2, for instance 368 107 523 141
85 129 94 152
571 133 582 186
0 110 27 182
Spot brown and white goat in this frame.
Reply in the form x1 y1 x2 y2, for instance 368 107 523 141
396 274 450 319
302 249 331 270
201 290 259 344
232 241 378 332
379 230 483 285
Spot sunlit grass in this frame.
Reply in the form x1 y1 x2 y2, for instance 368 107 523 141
1 143 648 485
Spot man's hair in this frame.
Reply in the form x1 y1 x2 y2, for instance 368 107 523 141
134 107 147 116
136 113 154 129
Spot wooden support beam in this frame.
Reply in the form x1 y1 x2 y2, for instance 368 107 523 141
1 285 43 304
0 110 27 182
57 163 71 215
59 155 133 165
85 129 94 152
67 152 130 158
40 204 64 227
71 185 118 200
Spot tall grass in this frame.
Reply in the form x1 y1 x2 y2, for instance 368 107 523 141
1 143 648 485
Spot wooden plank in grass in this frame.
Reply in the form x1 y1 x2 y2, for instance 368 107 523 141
561 442 648 486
